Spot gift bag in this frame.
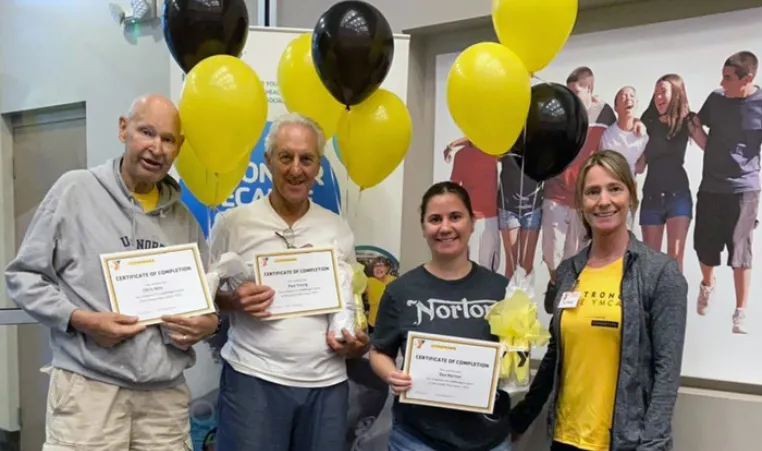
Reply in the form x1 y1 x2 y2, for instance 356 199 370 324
485 268 550 393
329 254 370 340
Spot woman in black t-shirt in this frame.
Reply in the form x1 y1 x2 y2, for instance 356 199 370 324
638 74 704 271
370 181 512 451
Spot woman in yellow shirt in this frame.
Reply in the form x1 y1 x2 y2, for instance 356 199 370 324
510 150 688 451
365 257 396 330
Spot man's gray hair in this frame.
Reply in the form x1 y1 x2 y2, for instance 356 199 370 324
264 112 327 157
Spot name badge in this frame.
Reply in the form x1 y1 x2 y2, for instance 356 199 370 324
558 291 580 309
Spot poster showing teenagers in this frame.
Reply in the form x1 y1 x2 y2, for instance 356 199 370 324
170 27 411 451
433 8 762 386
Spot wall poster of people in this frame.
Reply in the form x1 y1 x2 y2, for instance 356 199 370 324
433 7 762 385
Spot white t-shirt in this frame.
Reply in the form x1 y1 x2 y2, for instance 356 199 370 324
599 123 649 175
209 196 356 388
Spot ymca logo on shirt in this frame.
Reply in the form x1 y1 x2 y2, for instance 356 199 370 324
406 298 497 325
578 289 621 307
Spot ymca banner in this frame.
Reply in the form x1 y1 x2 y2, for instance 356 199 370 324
169 26 410 451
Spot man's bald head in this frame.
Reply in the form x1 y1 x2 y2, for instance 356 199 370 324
118 94 184 194
124 94 182 133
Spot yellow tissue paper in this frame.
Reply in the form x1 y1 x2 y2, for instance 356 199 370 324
352 262 369 332
485 288 551 386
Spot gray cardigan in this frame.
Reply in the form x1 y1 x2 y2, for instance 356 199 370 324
510 233 688 451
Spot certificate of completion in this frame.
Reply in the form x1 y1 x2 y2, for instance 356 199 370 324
253 246 343 320
100 243 215 325
400 331 503 414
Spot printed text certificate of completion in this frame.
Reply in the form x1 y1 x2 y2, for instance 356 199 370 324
400 331 503 414
100 243 215 325
253 246 343 320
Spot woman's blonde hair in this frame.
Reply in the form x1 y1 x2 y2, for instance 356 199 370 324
574 150 639 239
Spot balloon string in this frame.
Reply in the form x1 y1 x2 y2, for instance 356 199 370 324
353 188 363 228
344 118 353 227
207 177 220 242
532 74 550 85
498 157 516 279
515 130 526 285
326 154 342 218
206 205 212 241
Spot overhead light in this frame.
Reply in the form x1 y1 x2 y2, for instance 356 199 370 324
109 0 157 26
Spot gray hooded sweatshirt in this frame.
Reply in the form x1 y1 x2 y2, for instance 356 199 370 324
5 157 209 390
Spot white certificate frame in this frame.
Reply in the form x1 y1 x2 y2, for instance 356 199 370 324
400 331 503 414
100 243 216 325
253 246 343 321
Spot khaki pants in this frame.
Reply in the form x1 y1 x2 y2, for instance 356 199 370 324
43 368 193 451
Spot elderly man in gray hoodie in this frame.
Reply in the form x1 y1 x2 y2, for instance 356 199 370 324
5 94 220 450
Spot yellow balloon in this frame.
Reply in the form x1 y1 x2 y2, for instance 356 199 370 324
336 89 412 189
447 42 530 156
175 141 250 207
179 55 267 173
492 0 578 73
278 33 344 138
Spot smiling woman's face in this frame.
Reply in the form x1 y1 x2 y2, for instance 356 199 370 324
421 193 474 259
581 165 631 236
615 86 637 116
653 80 673 115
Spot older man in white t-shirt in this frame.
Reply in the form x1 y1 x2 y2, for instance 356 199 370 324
210 112 369 451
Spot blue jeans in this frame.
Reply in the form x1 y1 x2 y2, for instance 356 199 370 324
498 207 542 231
639 190 693 226
215 362 348 451
388 425 511 451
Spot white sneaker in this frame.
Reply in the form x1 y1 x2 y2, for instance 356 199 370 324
697 279 714 316
733 309 748 334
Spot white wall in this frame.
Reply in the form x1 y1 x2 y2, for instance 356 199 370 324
0 1 171 163
275 0 634 32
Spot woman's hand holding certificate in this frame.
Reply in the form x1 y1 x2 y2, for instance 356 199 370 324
384 370 413 396
400 332 503 414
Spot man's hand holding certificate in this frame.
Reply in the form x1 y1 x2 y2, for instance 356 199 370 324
400 332 503 414
100 243 216 325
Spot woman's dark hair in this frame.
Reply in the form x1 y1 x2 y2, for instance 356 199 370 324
419 181 475 223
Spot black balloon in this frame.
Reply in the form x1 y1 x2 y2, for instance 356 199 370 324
162 0 249 73
511 83 589 183
312 1 394 107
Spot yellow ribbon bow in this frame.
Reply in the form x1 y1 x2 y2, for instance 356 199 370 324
351 262 369 331
485 288 551 385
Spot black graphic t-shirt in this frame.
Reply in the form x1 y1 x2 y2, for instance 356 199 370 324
372 263 511 451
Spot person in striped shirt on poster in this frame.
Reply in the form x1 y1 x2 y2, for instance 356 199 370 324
540 67 616 313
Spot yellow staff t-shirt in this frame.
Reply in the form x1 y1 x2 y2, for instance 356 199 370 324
554 258 623 451
132 187 159 212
